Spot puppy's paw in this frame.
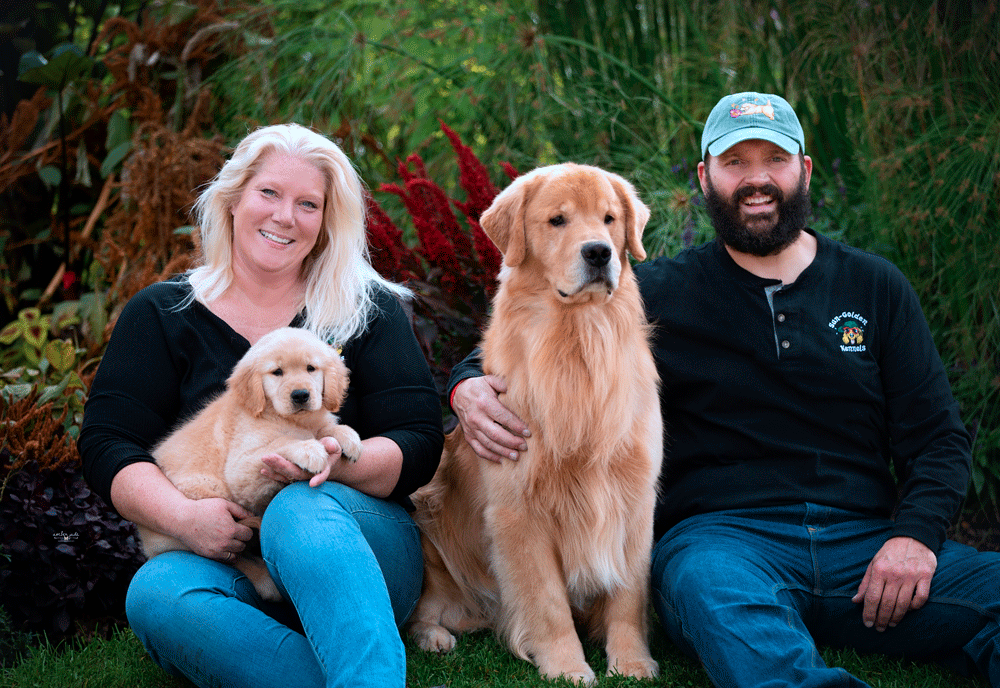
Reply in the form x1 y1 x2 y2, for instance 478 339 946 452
287 439 330 475
331 425 363 464
410 622 457 653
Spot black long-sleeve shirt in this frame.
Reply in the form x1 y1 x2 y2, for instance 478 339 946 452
79 278 444 511
449 231 970 552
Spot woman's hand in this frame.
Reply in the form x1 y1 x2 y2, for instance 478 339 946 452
260 436 401 499
260 436 348 488
177 497 255 562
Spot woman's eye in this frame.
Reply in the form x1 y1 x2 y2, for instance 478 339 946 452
301 200 319 210
549 215 565 227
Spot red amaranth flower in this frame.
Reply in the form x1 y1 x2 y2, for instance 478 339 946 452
441 121 499 222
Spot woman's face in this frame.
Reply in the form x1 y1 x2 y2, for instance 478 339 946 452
230 151 326 280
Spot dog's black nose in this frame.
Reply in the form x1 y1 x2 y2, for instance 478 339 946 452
290 389 310 405
581 241 612 267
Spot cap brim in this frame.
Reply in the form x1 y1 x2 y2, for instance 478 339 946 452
706 127 801 157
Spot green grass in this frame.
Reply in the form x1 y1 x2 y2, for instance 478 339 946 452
3 623 986 688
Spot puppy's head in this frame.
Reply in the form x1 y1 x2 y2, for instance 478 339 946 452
229 327 349 417
480 164 650 303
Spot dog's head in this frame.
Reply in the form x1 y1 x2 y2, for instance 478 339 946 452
479 163 650 302
229 327 350 418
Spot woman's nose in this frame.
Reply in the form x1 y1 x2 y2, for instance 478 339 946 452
273 200 294 226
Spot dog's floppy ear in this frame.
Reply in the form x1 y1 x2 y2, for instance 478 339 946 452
609 173 650 261
322 351 350 412
480 173 539 267
229 355 267 417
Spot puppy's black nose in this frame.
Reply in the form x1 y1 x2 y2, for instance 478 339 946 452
290 389 310 406
581 241 612 268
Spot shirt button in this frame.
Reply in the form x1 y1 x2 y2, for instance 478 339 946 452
777 313 786 322
781 340 790 349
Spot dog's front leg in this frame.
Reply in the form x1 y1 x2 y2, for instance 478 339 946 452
487 505 596 687
599 579 658 679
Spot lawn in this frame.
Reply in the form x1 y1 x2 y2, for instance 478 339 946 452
3 620 986 687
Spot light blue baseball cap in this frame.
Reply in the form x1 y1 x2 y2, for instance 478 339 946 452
701 92 805 158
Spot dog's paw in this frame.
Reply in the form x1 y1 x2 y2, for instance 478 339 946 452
410 623 457 653
541 666 596 687
332 425 363 464
606 655 659 679
287 440 330 475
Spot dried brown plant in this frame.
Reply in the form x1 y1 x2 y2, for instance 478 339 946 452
0 390 79 479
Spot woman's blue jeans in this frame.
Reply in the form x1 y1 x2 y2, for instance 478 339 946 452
126 482 423 688
652 503 1000 687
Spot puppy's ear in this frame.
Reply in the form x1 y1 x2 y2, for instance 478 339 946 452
609 174 650 261
229 357 267 417
481 174 538 267
322 352 350 412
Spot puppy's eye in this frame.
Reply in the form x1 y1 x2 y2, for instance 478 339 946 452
272 368 283 377
549 215 565 227
307 365 316 372
604 214 614 224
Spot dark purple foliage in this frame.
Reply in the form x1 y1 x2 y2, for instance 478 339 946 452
0 459 145 637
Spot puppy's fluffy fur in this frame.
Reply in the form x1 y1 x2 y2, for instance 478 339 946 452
138 326 362 600
408 164 663 686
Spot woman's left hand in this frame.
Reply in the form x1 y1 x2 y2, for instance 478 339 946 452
261 436 346 487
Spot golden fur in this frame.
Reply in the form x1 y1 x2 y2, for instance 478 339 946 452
408 164 663 685
137 326 362 601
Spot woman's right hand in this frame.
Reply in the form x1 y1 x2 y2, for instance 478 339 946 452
451 375 531 463
110 462 255 564
177 497 255 562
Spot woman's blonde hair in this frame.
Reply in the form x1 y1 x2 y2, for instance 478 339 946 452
188 123 409 345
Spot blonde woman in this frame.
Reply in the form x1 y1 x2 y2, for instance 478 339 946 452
80 124 443 688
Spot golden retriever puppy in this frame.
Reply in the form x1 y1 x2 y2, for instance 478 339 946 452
137 327 362 601
408 164 662 686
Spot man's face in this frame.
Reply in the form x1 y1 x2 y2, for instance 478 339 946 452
698 139 813 257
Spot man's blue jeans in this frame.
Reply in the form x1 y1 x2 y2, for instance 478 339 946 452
652 503 1000 687
125 482 423 688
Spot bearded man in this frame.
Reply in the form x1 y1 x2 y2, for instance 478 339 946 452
445 92 1000 687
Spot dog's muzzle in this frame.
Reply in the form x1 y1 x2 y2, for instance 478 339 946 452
290 389 311 409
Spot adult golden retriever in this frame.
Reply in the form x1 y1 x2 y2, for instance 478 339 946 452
408 164 662 685
137 326 362 601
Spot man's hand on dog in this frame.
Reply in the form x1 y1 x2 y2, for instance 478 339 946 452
452 375 530 463
853 536 937 632
260 436 347 487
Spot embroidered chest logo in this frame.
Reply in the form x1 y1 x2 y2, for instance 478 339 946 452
828 312 868 353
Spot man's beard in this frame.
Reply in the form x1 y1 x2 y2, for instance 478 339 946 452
705 172 812 257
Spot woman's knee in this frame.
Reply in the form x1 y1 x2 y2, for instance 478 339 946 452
126 552 240 643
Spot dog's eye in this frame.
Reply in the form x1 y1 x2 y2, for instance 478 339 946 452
307 365 316 372
549 215 565 227
604 214 614 224
271 368 283 377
